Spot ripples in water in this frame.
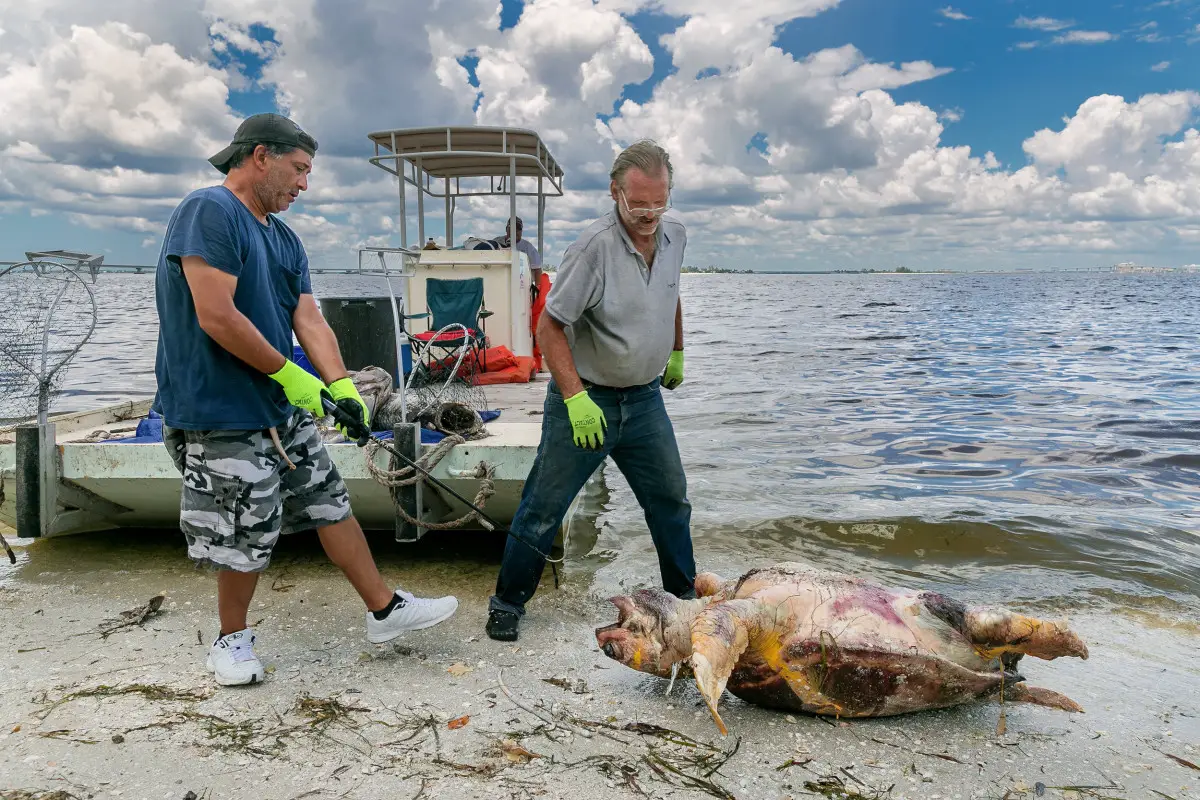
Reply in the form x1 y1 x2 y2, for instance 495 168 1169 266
12 270 1200 613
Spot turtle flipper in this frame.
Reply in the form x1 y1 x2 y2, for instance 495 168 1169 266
965 608 1089 661
1005 682 1084 713
689 600 756 736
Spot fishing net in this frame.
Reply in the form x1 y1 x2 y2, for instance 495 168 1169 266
320 327 490 443
402 323 488 420
0 261 98 425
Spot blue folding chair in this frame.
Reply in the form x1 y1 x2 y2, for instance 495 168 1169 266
406 277 492 374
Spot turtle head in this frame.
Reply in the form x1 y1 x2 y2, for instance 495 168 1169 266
595 589 702 677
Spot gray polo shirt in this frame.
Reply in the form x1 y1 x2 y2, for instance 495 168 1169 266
544 208 684 388
515 238 542 268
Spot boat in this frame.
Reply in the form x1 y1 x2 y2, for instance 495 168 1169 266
0 125 593 548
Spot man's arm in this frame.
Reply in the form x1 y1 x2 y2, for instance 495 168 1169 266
182 256 288 374
674 298 683 351
525 241 544 297
537 313 585 398
292 293 350 384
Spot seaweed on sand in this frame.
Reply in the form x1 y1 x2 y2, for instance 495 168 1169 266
35 682 211 720
94 595 165 638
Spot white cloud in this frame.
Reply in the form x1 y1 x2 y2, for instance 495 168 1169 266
1052 30 1117 45
1014 16 1074 32
1152 61 1171 71
938 7 970 21
0 22 236 161
0 0 1199 271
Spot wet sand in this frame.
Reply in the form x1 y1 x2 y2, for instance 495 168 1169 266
1 529 1197 800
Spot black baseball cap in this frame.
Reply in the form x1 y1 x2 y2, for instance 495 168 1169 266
208 113 318 174
506 216 523 229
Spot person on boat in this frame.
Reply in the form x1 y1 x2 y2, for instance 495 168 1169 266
498 216 544 295
474 216 543 288
485 139 693 641
471 215 551 368
151 112 458 686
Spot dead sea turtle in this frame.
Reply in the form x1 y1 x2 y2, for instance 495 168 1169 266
595 563 1088 735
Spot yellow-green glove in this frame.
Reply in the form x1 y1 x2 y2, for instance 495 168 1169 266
662 350 684 390
328 377 369 436
563 390 607 449
268 359 328 416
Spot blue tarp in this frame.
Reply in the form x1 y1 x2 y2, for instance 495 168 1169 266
108 408 500 445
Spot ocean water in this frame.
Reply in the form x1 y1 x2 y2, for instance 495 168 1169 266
6 270 1200 616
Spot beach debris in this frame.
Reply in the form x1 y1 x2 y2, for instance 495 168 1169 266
869 736 966 764
294 693 370 733
498 739 541 763
0 530 13 565
542 677 589 694
35 682 211 720
447 715 470 729
495 670 592 738
270 571 296 592
0 478 14 565
94 594 165 639
0 791 85 800
1161 751 1200 771
447 662 473 678
800 773 894 799
597 561 1089 735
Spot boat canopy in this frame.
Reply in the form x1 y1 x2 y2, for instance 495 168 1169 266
366 126 565 253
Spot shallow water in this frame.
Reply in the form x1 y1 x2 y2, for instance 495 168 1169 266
3 270 1199 618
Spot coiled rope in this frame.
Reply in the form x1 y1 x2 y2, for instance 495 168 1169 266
363 434 496 530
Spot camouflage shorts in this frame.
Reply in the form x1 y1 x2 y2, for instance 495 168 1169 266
163 411 353 572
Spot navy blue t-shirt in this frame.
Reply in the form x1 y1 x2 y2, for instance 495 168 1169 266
152 186 312 430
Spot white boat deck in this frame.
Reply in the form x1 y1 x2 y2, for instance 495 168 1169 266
0 373 550 445
0 374 551 536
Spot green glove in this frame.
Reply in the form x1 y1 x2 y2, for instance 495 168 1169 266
662 350 684 390
328 377 369 436
563 390 607 450
268 359 328 416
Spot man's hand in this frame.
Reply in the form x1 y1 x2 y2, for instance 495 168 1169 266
328 377 369 436
563 390 607 449
662 350 684 390
269 359 328 416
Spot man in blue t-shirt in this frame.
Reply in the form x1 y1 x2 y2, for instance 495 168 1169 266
153 113 458 687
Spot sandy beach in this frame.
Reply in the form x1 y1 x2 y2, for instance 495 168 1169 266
1 527 1196 800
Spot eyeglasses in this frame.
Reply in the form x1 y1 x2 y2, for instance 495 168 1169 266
619 189 671 219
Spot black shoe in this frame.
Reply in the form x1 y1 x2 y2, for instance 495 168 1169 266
486 609 520 642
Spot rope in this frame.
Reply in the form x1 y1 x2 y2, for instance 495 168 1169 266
363 434 497 530
364 433 463 488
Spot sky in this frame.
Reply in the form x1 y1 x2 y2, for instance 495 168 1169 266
0 0 1198 272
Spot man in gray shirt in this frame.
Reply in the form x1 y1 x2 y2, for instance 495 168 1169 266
495 216 543 292
486 140 694 641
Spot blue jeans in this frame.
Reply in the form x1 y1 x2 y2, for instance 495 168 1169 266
489 377 696 615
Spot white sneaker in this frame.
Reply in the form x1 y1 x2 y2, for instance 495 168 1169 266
206 629 266 686
365 590 459 643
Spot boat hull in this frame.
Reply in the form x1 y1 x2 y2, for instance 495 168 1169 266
1 403 547 538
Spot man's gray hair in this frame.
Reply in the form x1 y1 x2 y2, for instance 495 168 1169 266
610 139 673 189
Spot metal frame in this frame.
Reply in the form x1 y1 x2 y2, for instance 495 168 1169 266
15 423 133 538
366 125 564 261
354 246 419 427
367 126 563 433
